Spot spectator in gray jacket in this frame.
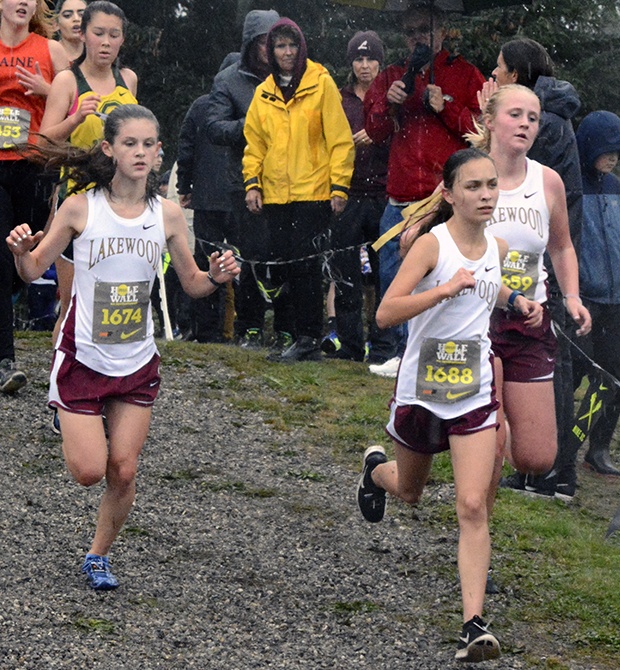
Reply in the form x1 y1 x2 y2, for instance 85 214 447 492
205 9 293 350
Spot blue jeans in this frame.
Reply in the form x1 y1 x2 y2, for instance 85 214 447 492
377 202 408 358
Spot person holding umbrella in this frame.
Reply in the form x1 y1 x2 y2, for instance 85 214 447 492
364 2 485 377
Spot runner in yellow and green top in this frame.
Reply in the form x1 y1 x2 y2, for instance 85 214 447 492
40 1 137 352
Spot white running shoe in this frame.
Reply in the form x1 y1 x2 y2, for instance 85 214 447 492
368 356 401 378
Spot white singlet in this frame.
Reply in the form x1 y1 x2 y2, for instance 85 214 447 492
395 223 502 419
57 189 166 376
486 158 550 304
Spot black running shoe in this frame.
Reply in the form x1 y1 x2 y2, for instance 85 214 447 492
500 471 555 498
499 471 526 491
555 474 576 502
268 336 322 363
524 471 556 497
455 615 501 662
357 445 387 523
240 328 264 350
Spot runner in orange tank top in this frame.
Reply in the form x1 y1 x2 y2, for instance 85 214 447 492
0 0 68 394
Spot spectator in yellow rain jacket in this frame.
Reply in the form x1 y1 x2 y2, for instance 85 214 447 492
243 17 354 363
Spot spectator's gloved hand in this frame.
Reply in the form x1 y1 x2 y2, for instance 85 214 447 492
401 44 432 95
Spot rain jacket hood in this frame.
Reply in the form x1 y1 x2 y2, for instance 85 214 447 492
240 9 280 69
576 111 620 175
534 76 580 121
242 58 354 204
267 18 308 101
576 111 620 303
527 75 583 253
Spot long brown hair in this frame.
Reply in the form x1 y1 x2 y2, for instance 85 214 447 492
27 105 160 202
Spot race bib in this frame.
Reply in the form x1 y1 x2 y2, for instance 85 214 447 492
501 249 539 299
0 107 31 149
416 338 481 404
92 280 150 344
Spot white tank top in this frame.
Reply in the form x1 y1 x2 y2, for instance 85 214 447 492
486 158 550 304
58 189 166 376
395 223 501 419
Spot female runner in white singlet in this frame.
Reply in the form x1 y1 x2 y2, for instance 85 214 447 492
6 105 240 592
467 85 591 487
356 148 542 662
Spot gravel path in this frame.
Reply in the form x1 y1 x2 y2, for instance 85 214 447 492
0 340 610 669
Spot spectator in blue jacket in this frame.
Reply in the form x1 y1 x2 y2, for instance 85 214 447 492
571 111 620 478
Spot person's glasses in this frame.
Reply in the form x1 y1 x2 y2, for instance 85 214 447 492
404 25 431 37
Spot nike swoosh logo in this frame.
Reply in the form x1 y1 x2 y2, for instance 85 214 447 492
459 633 470 644
524 192 537 198
485 266 496 272
119 91 127 97
120 328 142 340
143 223 156 230
447 391 470 400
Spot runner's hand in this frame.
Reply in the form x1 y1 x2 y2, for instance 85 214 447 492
514 296 543 328
445 268 475 297
6 225 44 256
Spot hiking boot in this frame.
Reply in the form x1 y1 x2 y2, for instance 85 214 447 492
583 446 620 476
270 331 294 353
455 615 501 662
268 336 322 363
0 359 27 394
368 356 401 378
240 328 264 350
320 330 341 355
82 554 119 591
357 445 387 523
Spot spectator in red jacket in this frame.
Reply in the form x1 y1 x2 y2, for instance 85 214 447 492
364 3 485 378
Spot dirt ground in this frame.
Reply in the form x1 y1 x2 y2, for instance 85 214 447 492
1 337 618 670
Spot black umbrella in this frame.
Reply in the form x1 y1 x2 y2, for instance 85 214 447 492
332 0 531 12
332 0 532 82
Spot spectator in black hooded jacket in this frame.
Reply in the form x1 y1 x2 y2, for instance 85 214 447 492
176 51 240 343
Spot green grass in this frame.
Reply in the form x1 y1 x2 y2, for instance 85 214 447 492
18 333 620 668
72 617 116 635
170 341 620 666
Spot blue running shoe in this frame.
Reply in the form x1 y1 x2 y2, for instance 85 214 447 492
82 554 119 591
51 409 61 435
